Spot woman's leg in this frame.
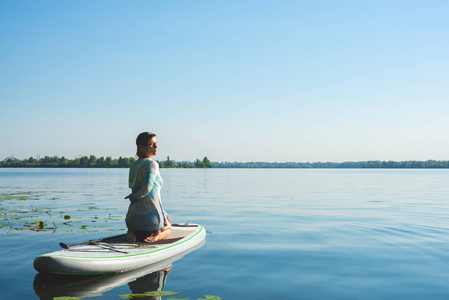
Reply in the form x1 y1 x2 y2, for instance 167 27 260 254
127 229 136 242
144 216 172 243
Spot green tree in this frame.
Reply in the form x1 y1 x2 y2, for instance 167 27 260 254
105 157 112 167
202 156 212 168
27 157 36 166
71 157 80 167
51 156 59 166
96 156 105 167
194 159 203 168
42 156 51 166
79 156 89 167
194 157 213 168
179 162 192 168
164 156 176 168
88 155 97 167
118 157 132 167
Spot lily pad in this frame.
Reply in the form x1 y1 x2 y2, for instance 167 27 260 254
64 215 71 220
144 291 177 296
168 298 189 300
119 294 148 299
200 296 222 300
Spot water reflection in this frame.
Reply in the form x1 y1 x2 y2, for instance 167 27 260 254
33 239 205 299
128 266 171 300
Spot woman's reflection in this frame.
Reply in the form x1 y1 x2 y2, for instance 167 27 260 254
128 266 172 299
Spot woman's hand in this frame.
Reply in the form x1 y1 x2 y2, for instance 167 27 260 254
125 194 138 204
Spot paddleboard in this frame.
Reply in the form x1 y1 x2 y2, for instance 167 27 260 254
34 223 206 275
34 239 206 298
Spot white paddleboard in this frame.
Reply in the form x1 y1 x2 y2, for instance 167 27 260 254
34 239 206 298
34 223 206 275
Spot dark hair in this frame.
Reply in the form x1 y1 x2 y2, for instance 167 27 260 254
136 132 156 158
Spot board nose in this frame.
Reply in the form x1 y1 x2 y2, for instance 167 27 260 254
34 256 54 273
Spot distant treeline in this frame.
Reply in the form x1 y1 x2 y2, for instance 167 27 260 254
0 156 213 168
2 156 449 169
211 160 449 168
160 156 213 168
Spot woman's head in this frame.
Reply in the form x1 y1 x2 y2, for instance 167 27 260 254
136 132 158 159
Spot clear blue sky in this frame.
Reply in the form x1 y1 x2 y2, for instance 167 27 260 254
1 0 448 162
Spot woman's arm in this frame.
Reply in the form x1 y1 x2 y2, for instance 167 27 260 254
126 162 158 204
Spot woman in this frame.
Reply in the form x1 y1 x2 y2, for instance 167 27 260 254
125 132 171 243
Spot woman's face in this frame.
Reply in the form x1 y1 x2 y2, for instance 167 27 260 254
140 137 158 158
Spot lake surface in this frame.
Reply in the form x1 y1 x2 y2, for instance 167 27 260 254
1 168 448 299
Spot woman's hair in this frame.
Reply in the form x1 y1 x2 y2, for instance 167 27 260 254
136 132 156 158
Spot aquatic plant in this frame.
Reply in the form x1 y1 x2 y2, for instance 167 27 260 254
119 295 148 299
145 291 177 296
0 191 125 234
118 292 221 300
198 296 222 300
120 291 177 298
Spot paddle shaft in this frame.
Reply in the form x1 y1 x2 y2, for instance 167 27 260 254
60 233 127 249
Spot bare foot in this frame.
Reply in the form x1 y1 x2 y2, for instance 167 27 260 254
144 229 161 243
126 230 136 243
144 226 172 243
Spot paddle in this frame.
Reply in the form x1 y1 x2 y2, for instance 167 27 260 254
59 233 127 249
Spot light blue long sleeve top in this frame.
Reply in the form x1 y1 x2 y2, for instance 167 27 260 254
125 158 168 232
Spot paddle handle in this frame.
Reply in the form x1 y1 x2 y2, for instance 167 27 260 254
59 233 127 249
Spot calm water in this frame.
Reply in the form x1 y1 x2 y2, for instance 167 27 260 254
0 168 448 299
